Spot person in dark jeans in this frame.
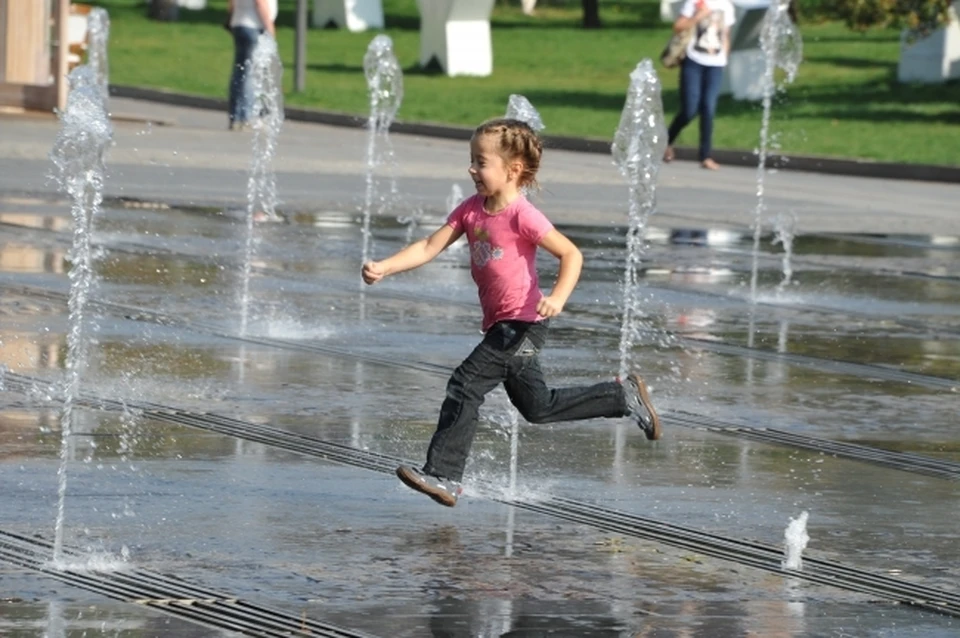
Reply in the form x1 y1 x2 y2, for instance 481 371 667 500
226 0 276 130
227 26 259 131
663 0 736 170
362 118 662 508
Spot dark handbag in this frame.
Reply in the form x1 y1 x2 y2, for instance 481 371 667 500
660 27 694 68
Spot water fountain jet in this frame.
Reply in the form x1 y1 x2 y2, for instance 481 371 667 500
360 35 403 269
48 66 113 561
86 7 110 103
772 211 797 295
239 35 284 338
505 94 545 132
446 183 464 212
783 510 810 570
501 94 545 497
611 60 667 382
748 0 803 304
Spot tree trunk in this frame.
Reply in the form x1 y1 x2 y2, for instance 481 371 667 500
148 0 180 22
582 0 601 29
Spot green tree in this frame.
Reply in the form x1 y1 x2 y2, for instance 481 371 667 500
829 0 953 35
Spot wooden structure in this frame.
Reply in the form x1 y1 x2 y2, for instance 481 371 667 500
0 0 71 112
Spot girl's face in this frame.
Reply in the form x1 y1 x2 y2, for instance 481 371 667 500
468 134 520 198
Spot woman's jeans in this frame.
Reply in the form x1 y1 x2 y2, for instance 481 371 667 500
423 320 629 482
668 58 725 162
228 26 260 125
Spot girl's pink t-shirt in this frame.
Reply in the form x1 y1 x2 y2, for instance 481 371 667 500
447 194 554 332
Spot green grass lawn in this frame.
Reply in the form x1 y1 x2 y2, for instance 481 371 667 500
92 0 959 165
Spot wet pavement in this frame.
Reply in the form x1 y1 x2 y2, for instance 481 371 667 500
1 99 959 637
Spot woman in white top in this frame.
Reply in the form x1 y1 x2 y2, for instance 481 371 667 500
663 0 736 170
227 0 278 130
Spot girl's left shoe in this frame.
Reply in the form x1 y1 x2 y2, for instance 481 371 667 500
396 465 462 507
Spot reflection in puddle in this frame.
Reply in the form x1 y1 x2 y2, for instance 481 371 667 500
0 242 67 274
0 212 71 232
0 331 63 370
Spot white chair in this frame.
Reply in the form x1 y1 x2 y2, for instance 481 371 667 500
721 2 769 100
897 1 960 83
313 0 384 32
416 0 495 77
178 0 207 8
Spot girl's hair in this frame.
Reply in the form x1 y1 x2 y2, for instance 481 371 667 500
474 118 543 191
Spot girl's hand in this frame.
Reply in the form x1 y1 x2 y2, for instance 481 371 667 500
362 261 385 285
537 295 564 318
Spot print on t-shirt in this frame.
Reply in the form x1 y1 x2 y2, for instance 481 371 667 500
471 226 503 268
693 10 725 56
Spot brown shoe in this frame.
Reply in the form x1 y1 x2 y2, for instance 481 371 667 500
663 145 675 163
701 158 720 170
396 465 461 507
624 374 662 441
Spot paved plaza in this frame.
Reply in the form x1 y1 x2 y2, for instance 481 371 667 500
2 96 959 236
1 97 958 637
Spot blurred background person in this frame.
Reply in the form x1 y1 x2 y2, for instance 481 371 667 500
227 0 277 130
663 0 736 170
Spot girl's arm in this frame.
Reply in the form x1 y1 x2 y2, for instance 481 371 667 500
674 0 711 33
362 224 463 285
536 229 583 318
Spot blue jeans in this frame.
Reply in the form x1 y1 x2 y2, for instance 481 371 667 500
668 58 725 162
423 320 630 482
228 26 260 125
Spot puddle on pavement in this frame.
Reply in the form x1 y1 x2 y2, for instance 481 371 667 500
1 200 959 636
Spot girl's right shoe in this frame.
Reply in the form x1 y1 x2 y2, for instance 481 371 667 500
396 465 462 507
624 374 662 441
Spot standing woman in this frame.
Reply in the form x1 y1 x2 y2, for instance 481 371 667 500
227 0 277 131
663 0 736 170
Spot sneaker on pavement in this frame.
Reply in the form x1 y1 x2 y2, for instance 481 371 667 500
396 465 462 507
624 373 662 441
